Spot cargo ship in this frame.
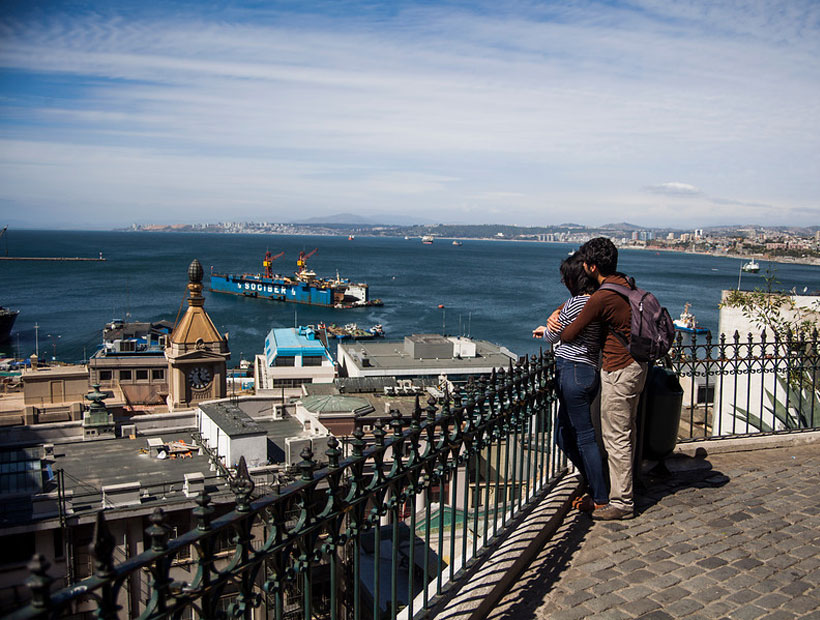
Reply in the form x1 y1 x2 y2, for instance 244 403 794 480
209 250 383 309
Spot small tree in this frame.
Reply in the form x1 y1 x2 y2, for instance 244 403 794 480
720 273 820 431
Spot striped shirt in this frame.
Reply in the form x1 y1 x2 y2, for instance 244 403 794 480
544 295 602 367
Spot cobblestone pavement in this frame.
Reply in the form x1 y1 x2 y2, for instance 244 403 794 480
488 443 820 620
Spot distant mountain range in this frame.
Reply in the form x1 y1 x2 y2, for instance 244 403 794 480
297 213 435 226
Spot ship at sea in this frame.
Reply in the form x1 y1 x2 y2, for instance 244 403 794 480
209 250 383 308
741 259 760 273
673 302 709 335
0 306 19 342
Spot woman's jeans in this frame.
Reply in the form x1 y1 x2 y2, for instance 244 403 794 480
555 357 608 504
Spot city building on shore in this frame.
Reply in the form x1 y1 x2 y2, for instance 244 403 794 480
254 325 335 398
88 318 174 406
337 333 516 381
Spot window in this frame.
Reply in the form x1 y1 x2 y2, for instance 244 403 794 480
152 368 165 380
302 355 323 367
136 369 148 381
272 378 312 388
274 356 295 367
99 370 112 381
119 369 132 381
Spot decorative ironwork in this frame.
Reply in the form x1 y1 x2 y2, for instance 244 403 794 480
7 352 557 619
29 338 820 619
671 328 820 441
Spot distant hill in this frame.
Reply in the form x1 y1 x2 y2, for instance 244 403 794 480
600 222 643 231
296 212 434 226
297 213 374 225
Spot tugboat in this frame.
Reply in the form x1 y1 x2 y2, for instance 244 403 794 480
673 303 709 334
741 259 760 273
210 250 383 308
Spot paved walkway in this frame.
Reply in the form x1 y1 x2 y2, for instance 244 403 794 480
489 442 820 620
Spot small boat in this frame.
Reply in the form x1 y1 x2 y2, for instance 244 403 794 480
320 322 384 340
673 303 709 334
742 259 760 273
422 235 434 244
452 240 463 246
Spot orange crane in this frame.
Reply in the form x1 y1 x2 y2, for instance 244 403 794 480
296 248 318 274
263 250 285 278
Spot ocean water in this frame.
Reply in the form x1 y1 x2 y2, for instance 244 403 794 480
1 230 818 364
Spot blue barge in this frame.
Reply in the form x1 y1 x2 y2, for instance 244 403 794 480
209 250 383 309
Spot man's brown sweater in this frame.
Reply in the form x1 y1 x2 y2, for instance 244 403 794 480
561 274 634 372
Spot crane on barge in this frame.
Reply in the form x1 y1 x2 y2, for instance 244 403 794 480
263 250 285 278
296 248 318 280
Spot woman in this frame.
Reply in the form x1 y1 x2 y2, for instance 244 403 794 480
533 253 607 512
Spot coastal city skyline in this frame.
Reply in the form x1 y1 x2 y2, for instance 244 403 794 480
1 1 819 229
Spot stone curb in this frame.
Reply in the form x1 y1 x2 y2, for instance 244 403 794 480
673 429 820 457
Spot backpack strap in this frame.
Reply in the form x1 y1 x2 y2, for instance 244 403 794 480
597 279 633 350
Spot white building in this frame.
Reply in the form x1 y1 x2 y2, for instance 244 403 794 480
714 292 820 436
337 334 516 381
255 326 335 397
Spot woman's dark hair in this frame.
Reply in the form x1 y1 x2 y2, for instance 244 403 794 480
560 253 597 296
579 237 618 276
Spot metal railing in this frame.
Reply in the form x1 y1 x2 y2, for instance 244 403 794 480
9 353 563 620
10 329 820 619
671 329 820 440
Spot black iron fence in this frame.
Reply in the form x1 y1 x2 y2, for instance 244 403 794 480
8 353 563 620
8 329 820 619
671 329 820 440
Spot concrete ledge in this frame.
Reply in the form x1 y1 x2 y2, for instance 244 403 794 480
674 429 820 457
429 473 582 620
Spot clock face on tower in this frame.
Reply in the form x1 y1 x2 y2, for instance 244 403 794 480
187 366 213 390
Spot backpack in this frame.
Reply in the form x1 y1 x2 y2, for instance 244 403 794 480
599 278 675 363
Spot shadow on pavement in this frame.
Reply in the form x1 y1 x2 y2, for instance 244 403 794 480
486 511 594 620
635 449 731 514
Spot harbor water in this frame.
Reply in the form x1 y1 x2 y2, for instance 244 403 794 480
1 230 818 365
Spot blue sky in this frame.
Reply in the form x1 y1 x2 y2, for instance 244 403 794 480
1 0 818 229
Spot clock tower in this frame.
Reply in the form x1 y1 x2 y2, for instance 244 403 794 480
166 259 230 410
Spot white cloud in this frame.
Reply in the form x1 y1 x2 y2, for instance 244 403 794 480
0 1 818 227
645 183 702 196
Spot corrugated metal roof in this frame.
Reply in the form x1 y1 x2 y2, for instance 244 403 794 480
301 394 372 414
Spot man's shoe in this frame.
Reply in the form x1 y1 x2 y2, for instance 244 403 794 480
591 504 634 520
574 495 607 513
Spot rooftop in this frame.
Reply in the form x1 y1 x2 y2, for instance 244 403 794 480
339 336 516 374
0 402 307 528
265 326 331 365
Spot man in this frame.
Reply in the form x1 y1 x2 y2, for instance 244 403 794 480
547 237 647 520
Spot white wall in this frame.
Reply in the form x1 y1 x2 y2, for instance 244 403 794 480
715 292 820 436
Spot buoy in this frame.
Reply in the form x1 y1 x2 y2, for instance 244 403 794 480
438 304 445 309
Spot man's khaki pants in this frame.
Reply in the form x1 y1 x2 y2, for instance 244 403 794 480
600 361 648 511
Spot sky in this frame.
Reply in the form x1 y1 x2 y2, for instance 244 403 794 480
0 0 819 229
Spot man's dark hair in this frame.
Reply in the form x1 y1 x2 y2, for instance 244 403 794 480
560 253 598 296
579 237 618 276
